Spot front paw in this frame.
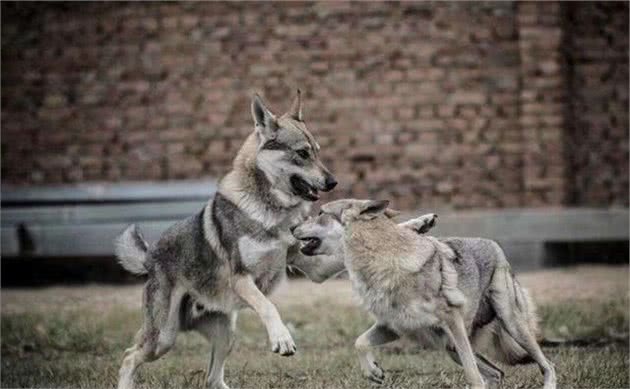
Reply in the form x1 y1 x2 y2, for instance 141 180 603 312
206 381 230 389
361 360 385 385
269 325 296 356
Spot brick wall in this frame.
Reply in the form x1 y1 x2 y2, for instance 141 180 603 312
2 2 628 210
517 2 568 206
565 2 629 207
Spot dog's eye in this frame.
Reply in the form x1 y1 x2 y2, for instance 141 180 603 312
296 148 310 159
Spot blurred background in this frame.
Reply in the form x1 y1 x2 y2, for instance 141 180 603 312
1 3 629 388
1 1 628 282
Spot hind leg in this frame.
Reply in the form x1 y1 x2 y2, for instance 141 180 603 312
195 311 237 389
475 353 504 387
117 279 185 389
491 268 556 389
443 313 486 389
446 348 504 388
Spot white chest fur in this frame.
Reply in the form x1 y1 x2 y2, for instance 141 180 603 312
238 234 294 295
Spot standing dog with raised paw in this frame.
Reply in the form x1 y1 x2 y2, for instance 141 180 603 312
114 90 338 389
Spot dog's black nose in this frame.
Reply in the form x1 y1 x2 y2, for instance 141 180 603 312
323 176 337 192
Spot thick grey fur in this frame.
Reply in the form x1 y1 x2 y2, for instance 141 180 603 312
114 91 338 389
292 201 557 389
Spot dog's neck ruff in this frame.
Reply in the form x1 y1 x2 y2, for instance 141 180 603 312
344 218 436 283
217 166 309 231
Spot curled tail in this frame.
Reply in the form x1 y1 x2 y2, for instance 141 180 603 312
114 224 149 275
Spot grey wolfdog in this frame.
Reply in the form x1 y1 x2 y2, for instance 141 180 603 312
114 91 339 389
292 199 557 389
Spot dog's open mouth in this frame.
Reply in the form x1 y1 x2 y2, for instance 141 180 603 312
290 175 319 201
299 237 321 255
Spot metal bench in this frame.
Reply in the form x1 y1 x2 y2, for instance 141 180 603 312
1 180 216 257
2 180 628 271
405 207 629 270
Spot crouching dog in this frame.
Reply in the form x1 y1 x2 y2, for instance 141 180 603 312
293 199 557 389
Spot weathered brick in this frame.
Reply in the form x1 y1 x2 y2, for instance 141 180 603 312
449 91 486 105
0 1 626 211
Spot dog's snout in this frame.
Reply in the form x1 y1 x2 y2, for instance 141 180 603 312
290 224 305 238
323 176 337 192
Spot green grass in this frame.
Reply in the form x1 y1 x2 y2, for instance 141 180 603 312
1 297 628 389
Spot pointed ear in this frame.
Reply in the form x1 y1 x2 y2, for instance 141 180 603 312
359 200 390 216
384 208 401 219
321 200 352 222
399 213 438 234
251 94 278 139
288 89 303 121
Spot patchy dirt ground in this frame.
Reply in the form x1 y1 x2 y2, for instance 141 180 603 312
2 265 628 315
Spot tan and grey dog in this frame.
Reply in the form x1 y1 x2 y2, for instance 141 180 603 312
293 199 557 389
114 91 339 389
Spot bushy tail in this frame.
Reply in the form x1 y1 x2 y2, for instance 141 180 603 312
114 224 149 275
